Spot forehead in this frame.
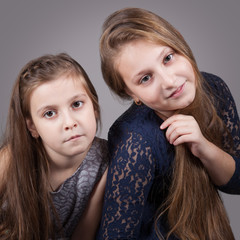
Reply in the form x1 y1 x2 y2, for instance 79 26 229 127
41 75 85 90
117 40 166 63
116 40 167 78
30 76 88 103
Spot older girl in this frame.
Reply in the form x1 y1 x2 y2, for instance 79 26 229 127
97 7 240 240
0 53 109 239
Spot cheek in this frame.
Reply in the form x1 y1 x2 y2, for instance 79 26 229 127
36 124 54 140
142 89 161 103
187 65 195 82
86 109 97 131
87 118 97 140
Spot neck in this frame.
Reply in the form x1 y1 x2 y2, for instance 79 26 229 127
48 151 88 192
155 110 175 120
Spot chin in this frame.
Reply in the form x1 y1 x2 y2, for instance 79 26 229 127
177 100 194 112
184 95 195 107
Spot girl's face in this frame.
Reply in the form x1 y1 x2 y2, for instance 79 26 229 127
26 76 97 164
116 40 196 119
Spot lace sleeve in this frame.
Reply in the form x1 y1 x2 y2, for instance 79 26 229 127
97 129 156 239
215 80 240 156
211 75 240 194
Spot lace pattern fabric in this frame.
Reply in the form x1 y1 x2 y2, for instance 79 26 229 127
202 72 240 193
97 72 240 239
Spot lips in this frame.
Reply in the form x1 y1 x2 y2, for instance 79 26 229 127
169 83 185 98
65 135 81 142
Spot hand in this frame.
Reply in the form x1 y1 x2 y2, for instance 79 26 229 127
160 114 235 185
160 114 208 159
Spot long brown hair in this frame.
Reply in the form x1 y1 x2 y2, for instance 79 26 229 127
0 53 100 239
100 8 234 240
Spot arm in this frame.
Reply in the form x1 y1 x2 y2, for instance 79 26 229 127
71 169 108 240
97 130 156 240
212 75 240 193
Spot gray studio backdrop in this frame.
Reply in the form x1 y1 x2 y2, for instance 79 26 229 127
0 0 239 238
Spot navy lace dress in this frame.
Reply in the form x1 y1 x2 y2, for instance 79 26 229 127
97 72 240 240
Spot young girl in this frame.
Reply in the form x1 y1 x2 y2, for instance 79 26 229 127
0 53 109 239
97 7 240 240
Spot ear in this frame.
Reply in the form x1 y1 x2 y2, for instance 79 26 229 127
26 118 39 138
125 87 139 102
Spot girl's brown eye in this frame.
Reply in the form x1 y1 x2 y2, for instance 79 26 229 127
72 101 83 109
44 110 56 119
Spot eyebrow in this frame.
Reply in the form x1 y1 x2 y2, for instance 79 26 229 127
36 93 88 115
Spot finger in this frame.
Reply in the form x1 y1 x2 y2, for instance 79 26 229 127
172 134 192 146
167 126 192 144
165 119 193 141
160 114 190 129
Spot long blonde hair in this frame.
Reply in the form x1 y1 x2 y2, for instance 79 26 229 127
0 53 100 239
100 7 234 240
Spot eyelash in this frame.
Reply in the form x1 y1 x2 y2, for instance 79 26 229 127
72 101 83 109
164 53 174 64
43 101 83 119
139 74 152 84
44 110 56 119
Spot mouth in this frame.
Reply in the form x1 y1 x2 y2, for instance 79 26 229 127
65 135 81 142
168 82 185 98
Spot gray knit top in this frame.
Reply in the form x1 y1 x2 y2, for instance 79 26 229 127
50 137 109 239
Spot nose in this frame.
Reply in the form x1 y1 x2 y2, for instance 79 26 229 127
63 112 77 131
158 69 177 89
65 123 77 131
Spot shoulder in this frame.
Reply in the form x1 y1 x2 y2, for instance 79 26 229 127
201 72 230 93
109 103 164 139
87 137 109 171
201 71 235 102
92 137 108 151
108 103 168 160
201 71 234 102
201 72 237 121
201 71 223 83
